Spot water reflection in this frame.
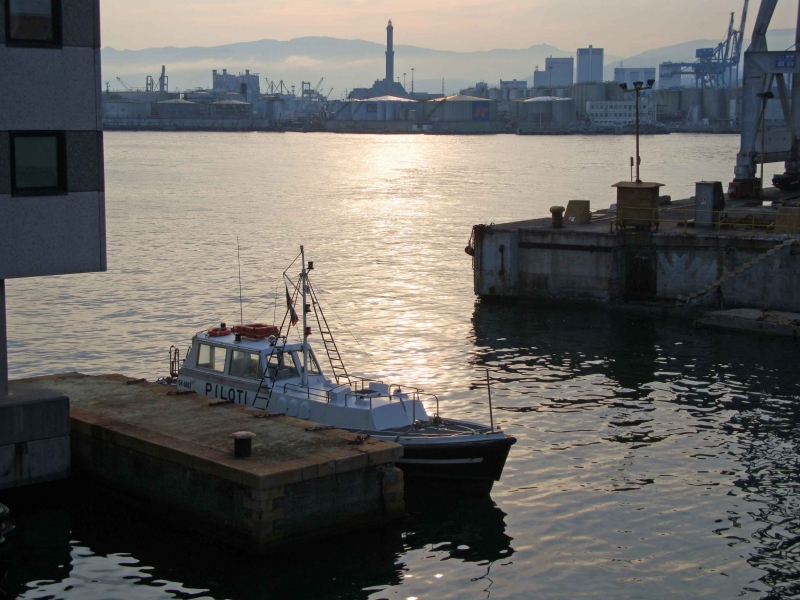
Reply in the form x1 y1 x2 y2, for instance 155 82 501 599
469 299 800 597
0 477 513 600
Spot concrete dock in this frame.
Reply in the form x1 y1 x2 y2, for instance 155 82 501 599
470 188 800 311
11 373 404 552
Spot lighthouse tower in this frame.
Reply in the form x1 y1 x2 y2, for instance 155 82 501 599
385 20 394 84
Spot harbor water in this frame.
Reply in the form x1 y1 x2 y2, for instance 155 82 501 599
3 133 799 599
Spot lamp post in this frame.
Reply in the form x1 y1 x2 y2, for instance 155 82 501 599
620 79 655 183
411 68 415 94
403 72 406 90
756 91 774 199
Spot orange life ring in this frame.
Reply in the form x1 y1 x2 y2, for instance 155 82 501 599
232 323 280 339
208 327 232 337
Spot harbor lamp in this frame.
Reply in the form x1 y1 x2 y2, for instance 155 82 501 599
756 91 774 199
620 79 655 183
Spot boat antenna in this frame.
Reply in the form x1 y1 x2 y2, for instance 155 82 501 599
301 246 309 387
237 237 243 325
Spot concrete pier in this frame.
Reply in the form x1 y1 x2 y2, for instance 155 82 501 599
697 309 800 337
12 373 404 552
471 190 800 311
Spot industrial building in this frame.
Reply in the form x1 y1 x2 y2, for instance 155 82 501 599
533 57 575 87
577 46 604 83
348 20 408 100
100 65 310 130
330 95 417 122
499 79 528 100
212 69 260 102
325 93 501 133
586 98 657 127
614 67 657 88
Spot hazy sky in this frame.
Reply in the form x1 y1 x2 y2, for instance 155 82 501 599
101 0 798 57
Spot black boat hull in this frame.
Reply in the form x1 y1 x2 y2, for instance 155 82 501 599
393 436 517 494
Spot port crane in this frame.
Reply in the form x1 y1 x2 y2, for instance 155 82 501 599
732 0 800 192
660 0 748 89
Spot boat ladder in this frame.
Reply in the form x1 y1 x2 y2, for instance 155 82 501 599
307 278 351 385
253 337 288 408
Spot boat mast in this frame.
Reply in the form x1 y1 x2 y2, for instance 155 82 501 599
301 245 309 387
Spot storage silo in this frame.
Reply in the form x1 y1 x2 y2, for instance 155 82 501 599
102 98 152 119
702 88 726 122
153 99 202 119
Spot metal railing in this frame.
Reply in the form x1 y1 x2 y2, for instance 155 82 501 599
612 206 800 236
275 377 430 410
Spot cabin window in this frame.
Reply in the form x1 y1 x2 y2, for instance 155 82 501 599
230 350 260 379
275 352 299 380
197 344 227 373
6 0 62 45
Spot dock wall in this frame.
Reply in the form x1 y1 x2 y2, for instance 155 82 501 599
69 405 403 552
0 387 70 489
474 225 800 311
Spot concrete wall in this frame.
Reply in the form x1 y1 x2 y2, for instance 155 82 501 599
474 224 800 311
654 234 800 311
0 388 70 489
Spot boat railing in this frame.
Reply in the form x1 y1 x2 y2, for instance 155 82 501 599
280 381 330 402
280 378 439 418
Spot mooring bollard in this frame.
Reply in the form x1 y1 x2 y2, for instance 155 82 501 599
231 431 256 458
550 206 565 228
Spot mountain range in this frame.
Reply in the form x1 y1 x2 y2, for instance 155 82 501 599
102 29 798 98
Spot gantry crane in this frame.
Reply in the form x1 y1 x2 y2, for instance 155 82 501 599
660 1 748 89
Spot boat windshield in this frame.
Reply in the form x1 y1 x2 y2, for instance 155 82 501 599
229 349 260 379
197 344 227 373
275 351 299 380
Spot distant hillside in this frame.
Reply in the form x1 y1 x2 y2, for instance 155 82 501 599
102 37 575 96
102 29 799 96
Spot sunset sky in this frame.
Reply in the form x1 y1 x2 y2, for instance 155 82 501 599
100 0 797 57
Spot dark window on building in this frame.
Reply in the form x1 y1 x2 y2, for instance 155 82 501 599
5 0 61 45
10 132 67 196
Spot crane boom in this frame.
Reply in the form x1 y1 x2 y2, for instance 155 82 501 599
115 77 132 91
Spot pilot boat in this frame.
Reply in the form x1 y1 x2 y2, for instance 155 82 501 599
173 247 516 493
